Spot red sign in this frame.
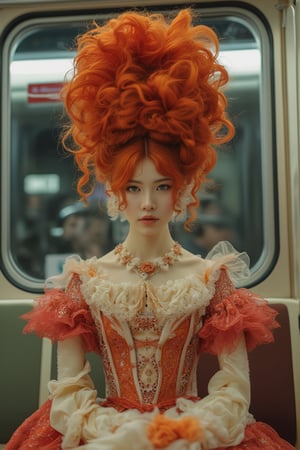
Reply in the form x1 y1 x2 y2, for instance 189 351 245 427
27 82 64 103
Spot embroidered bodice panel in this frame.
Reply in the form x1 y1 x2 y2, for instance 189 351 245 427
80 274 215 406
95 305 203 405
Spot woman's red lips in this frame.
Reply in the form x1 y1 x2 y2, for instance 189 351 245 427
140 216 157 220
139 216 159 224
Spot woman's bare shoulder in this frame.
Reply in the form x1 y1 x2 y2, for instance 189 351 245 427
98 249 116 263
158 246 206 281
96 249 120 271
180 247 204 265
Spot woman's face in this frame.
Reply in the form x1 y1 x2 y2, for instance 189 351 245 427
123 157 174 237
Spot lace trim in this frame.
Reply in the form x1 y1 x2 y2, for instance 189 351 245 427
205 241 250 286
43 241 251 321
82 277 212 322
199 288 279 353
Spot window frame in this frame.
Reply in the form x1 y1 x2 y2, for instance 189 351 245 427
0 4 278 292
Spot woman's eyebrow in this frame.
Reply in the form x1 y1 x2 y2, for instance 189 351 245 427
127 177 172 184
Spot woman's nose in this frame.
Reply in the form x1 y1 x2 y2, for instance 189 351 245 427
141 190 155 210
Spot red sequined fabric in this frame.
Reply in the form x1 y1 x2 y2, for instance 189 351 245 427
199 270 279 354
4 400 62 450
217 422 295 450
21 274 100 354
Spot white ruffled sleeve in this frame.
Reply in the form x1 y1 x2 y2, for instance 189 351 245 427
48 336 99 447
168 336 251 449
205 240 250 286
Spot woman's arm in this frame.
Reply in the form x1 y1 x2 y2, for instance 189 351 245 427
182 335 251 448
56 336 86 379
49 336 100 447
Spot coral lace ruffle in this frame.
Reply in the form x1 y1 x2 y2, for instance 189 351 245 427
199 287 279 354
215 422 295 450
21 274 99 354
217 422 295 450
4 400 62 450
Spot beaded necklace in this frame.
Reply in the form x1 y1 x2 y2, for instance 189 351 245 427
114 242 182 280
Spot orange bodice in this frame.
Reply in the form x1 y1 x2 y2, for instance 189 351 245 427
97 310 201 407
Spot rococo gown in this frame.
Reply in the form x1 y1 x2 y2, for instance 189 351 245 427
5 242 295 449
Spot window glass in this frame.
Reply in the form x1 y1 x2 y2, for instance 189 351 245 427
1 8 276 290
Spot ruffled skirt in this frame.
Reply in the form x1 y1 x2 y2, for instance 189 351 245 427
5 400 295 450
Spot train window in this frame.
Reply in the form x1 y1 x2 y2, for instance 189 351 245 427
0 7 276 291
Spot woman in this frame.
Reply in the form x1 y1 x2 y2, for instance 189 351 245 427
6 9 295 450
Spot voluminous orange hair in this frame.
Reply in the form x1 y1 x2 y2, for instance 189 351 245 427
62 9 234 220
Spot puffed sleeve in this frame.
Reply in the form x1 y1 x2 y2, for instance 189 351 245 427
199 242 279 354
173 335 251 449
21 260 100 354
48 337 106 447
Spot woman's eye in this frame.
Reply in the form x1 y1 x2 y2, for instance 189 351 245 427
126 185 140 192
157 184 172 191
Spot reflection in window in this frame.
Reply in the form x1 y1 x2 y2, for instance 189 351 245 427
2 9 275 288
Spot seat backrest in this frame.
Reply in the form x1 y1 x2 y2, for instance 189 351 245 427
197 301 298 446
0 299 105 446
0 300 42 443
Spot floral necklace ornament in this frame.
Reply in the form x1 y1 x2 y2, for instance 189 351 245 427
114 242 183 280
